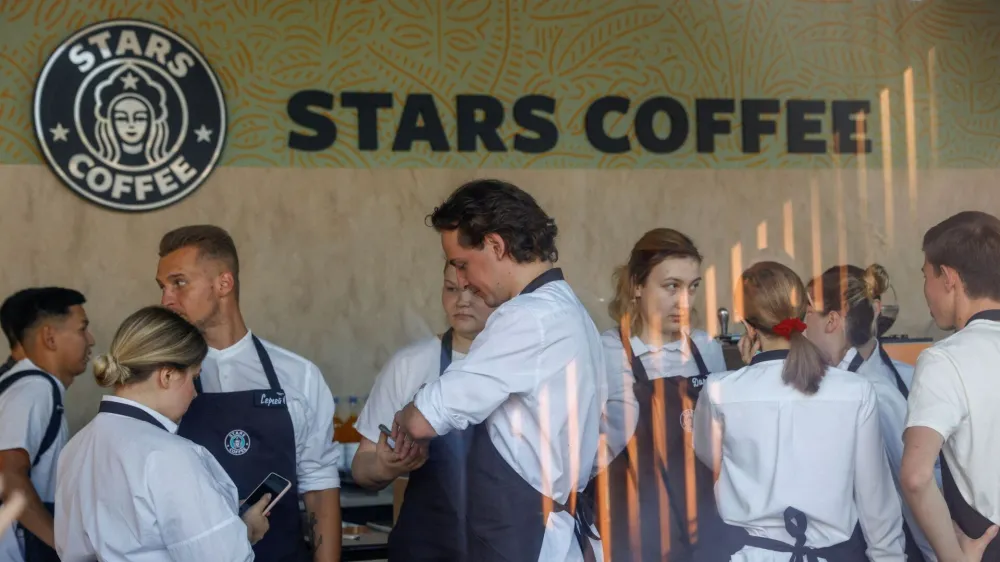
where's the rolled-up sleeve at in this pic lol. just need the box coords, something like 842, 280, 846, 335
294, 362, 341, 493
414, 303, 542, 435
148, 448, 254, 562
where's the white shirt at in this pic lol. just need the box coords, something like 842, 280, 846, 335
198, 330, 341, 493
0, 359, 68, 562
413, 277, 606, 562
54, 396, 253, 562
905, 316, 1000, 524
599, 328, 726, 463
693, 352, 905, 561
355, 336, 466, 444
838, 345, 937, 561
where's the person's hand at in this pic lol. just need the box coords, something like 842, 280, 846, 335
376, 430, 428, 479
241, 494, 271, 545
955, 521, 998, 562
738, 331, 760, 364
0, 475, 26, 539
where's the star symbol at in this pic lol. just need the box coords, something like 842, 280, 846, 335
121, 72, 139, 89
50, 123, 69, 142
194, 124, 213, 143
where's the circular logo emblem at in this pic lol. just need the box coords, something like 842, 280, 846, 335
33, 19, 226, 212
225, 429, 251, 456
680, 409, 694, 433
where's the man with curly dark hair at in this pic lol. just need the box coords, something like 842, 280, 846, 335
392, 179, 605, 562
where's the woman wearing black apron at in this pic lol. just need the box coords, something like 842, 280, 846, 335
593, 228, 728, 561
692, 261, 906, 561
804, 263, 933, 561
54, 306, 271, 561
351, 263, 495, 561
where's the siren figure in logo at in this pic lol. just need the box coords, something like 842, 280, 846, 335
93, 63, 171, 167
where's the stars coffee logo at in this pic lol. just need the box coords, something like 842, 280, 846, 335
33, 20, 227, 212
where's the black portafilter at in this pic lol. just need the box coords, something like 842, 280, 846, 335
716, 307, 739, 344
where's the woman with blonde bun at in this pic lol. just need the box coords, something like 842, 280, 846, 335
693, 261, 905, 561
804, 264, 936, 561
53, 306, 272, 562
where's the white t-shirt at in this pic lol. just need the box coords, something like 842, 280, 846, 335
55, 396, 253, 562
905, 316, 1000, 524
354, 335, 466, 444
694, 350, 905, 561
0, 359, 68, 562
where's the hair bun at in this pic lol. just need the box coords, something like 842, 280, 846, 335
92, 353, 131, 388
862, 263, 890, 301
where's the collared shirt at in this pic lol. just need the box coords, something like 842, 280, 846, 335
906, 315, 1000, 524
355, 335, 466, 444
838, 344, 937, 561
0, 359, 67, 562
598, 328, 726, 464
198, 330, 340, 493
54, 396, 253, 562
413, 277, 605, 562
694, 351, 905, 561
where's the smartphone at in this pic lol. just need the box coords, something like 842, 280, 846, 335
244, 472, 292, 516
378, 424, 397, 449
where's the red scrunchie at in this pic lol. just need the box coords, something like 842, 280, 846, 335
773, 318, 807, 340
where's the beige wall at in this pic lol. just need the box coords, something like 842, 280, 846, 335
0, 164, 990, 432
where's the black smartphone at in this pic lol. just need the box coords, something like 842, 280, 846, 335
243, 472, 292, 516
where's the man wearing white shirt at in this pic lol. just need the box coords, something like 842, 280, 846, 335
0, 288, 93, 562
393, 179, 605, 562
155, 225, 341, 562
902, 211, 1000, 562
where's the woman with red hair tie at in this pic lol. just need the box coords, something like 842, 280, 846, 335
692, 261, 906, 561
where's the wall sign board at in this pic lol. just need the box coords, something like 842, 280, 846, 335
33, 19, 227, 212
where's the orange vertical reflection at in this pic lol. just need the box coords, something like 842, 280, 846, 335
757, 221, 768, 250
650, 376, 671, 559
857, 114, 872, 265
928, 48, 938, 170
810, 177, 823, 282
538, 385, 553, 521
705, 266, 718, 336
566, 360, 580, 516
834, 159, 847, 267
731, 243, 743, 319
904, 67, 918, 216
682, 389, 698, 541
880, 88, 895, 249
783, 201, 795, 259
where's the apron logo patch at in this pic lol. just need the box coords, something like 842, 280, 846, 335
680, 409, 694, 433
224, 429, 251, 456
254, 390, 286, 408
33, 19, 227, 213
690, 375, 707, 388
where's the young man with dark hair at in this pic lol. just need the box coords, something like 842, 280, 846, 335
393, 179, 605, 562
902, 210, 1000, 562
0, 291, 33, 377
0, 287, 93, 562
155, 224, 342, 562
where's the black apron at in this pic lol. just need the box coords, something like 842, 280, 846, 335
591, 330, 723, 562
0, 369, 63, 562
387, 328, 475, 562
845, 346, 925, 562
463, 267, 598, 562
937, 309, 1000, 562
176, 335, 310, 562
701, 350, 868, 562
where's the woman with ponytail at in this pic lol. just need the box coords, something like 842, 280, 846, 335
804, 264, 936, 561
54, 306, 271, 562
692, 261, 906, 561
593, 228, 727, 561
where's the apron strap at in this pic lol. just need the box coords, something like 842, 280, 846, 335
742, 507, 823, 562
98, 400, 169, 431
439, 328, 454, 376
0, 370, 63, 467
687, 336, 710, 376
194, 335, 283, 393
619, 327, 651, 384
846, 352, 864, 373
876, 343, 910, 398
